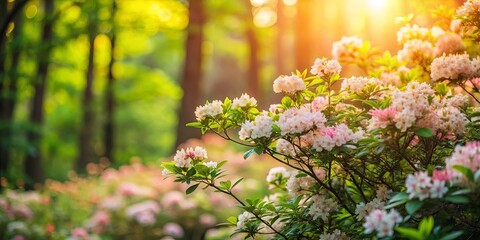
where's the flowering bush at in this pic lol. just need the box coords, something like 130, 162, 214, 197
0, 134, 278, 240
163, 1, 480, 239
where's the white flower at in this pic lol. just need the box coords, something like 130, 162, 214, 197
203, 161, 217, 168
273, 74, 306, 94
363, 209, 402, 238
232, 93, 257, 109
195, 100, 223, 120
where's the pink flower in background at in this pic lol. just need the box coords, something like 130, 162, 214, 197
118, 182, 152, 197
86, 210, 110, 233
434, 33, 465, 56
125, 200, 160, 226
332, 36, 363, 61
471, 77, 480, 89
71, 227, 89, 238
199, 214, 216, 226
398, 40, 434, 64
163, 223, 184, 238
273, 74, 306, 94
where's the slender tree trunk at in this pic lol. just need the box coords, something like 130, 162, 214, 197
0, 0, 9, 177
24, 0, 54, 188
77, 21, 96, 172
244, 0, 260, 104
0, 11, 22, 178
294, 0, 314, 71
174, 0, 205, 148
104, 0, 116, 163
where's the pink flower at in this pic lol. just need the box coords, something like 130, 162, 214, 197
310, 58, 342, 77
432, 169, 452, 182
363, 209, 402, 238
312, 97, 329, 111
71, 227, 89, 238
163, 223, 184, 237
369, 107, 397, 122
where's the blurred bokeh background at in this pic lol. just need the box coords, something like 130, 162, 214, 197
0, 0, 461, 186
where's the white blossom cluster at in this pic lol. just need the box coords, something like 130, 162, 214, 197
238, 112, 274, 140
273, 74, 306, 94
308, 194, 338, 221
445, 141, 480, 185
430, 53, 480, 81
405, 171, 448, 200
173, 146, 208, 168
319, 230, 350, 240
312, 124, 364, 152
310, 58, 342, 77
231, 93, 257, 109
332, 36, 363, 61
277, 106, 327, 135
340, 76, 381, 95
397, 39, 434, 64
194, 100, 223, 120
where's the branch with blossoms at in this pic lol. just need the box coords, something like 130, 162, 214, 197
162, 1, 480, 239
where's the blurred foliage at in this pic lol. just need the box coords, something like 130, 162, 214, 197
0, 134, 280, 239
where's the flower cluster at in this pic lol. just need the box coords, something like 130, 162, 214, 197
195, 100, 223, 120
332, 36, 363, 62
445, 141, 480, 185
273, 74, 306, 94
232, 93, 257, 109
363, 209, 403, 238
430, 53, 480, 81
405, 171, 449, 200
239, 112, 274, 140
308, 193, 338, 221
173, 146, 208, 168
310, 58, 342, 77
340, 76, 381, 95
277, 106, 327, 135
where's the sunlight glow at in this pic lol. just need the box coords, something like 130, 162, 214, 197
250, 0, 269, 7
253, 7, 277, 28
282, 0, 297, 6
366, 0, 387, 11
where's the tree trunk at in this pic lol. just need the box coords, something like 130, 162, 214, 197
77, 21, 96, 172
104, 0, 116, 164
24, 0, 54, 188
0, 10, 22, 178
174, 0, 205, 148
0, 0, 9, 177
244, 0, 261, 104
294, 0, 314, 71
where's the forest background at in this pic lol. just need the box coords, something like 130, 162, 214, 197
0, 0, 461, 187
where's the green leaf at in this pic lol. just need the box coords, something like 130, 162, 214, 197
388, 192, 409, 204
232, 178, 244, 189
450, 189, 471, 196
395, 227, 423, 240
186, 121, 203, 128
444, 195, 469, 204
272, 124, 281, 133
195, 164, 210, 176
227, 216, 238, 225
186, 168, 197, 177
418, 216, 434, 237
243, 149, 255, 159
414, 128, 433, 138
406, 200, 424, 215
254, 146, 264, 155
452, 165, 474, 182
281, 96, 293, 107
186, 183, 200, 195
439, 231, 464, 240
